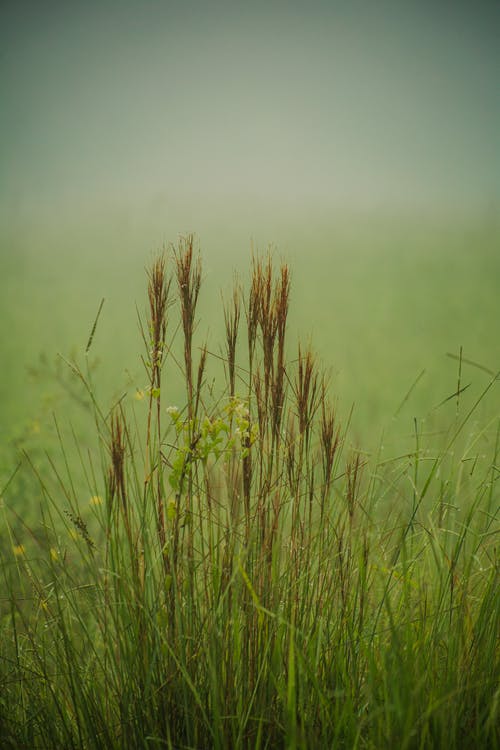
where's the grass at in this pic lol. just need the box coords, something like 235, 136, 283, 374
0, 235, 499, 749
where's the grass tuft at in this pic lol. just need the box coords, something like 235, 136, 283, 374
0, 238, 498, 749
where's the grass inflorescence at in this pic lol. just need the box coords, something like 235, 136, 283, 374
0, 236, 498, 749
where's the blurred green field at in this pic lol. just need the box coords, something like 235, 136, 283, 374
1, 211, 499, 476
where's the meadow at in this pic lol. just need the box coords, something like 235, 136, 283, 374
0, 218, 499, 748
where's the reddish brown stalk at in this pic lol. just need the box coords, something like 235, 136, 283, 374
258, 256, 278, 407
247, 255, 261, 371
109, 411, 127, 513
271, 264, 290, 444
145, 253, 171, 559
174, 236, 202, 579
242, 435, 252, 540
253, 370, 266, 442
295, 345, 319, 448
320, 384, 341, 507
195, 344, 207, 417
109, 411, 135, 556
285, 412, 298, 494
175, 235, 202, 417
289, 346, 319, 544
223, 281, 241, 400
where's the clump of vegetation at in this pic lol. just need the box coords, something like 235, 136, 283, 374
0, 236, 498, 749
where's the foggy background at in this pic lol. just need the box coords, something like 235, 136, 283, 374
1, 0, 499, 447
2, 0, 498, 226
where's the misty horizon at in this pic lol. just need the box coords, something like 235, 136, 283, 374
1, 0, 498, 232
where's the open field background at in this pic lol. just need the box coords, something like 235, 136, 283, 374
2, 212, 499, 453
2, 0, 498, 465
1, 211, 499, 540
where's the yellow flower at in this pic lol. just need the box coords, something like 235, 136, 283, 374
89, 495, 103, 507
13, 545, 25, 557
134, 389, 145, 401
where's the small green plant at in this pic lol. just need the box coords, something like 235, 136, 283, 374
0, 235, 498, 750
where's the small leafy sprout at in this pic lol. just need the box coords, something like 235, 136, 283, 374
166, 497, 177, 521
226, 397, 259, 457
165, 398, 260, 491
